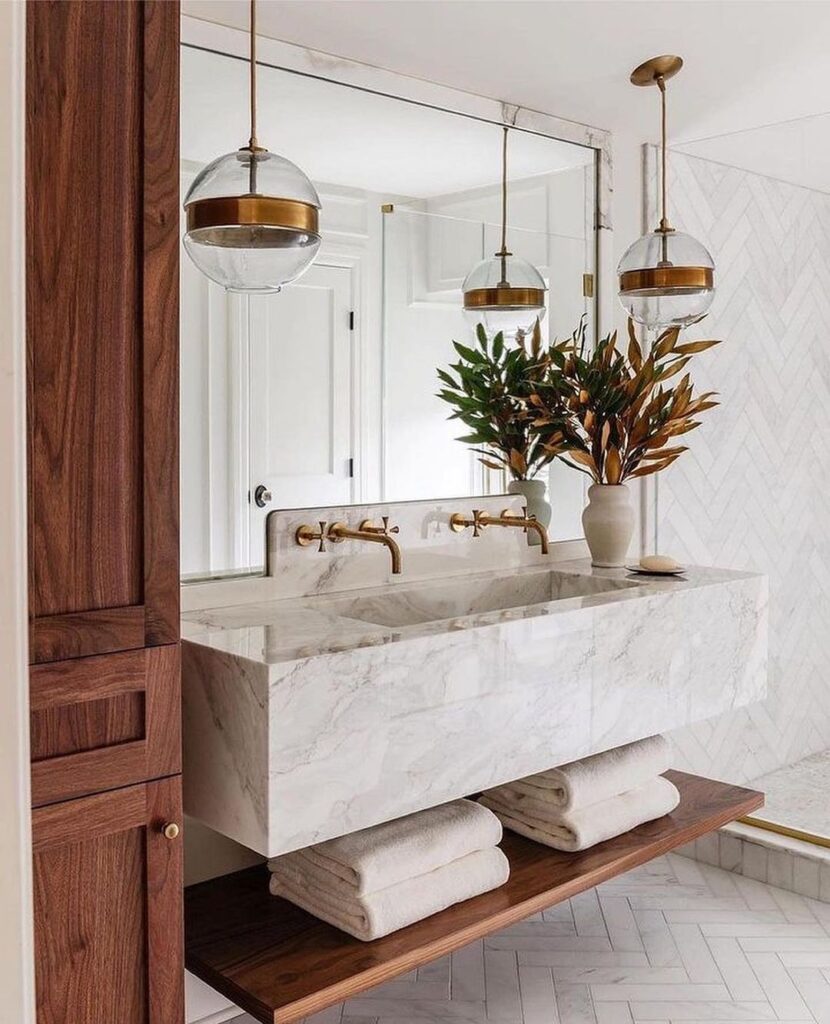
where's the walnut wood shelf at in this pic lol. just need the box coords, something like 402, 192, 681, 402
185, 770, 763, 1024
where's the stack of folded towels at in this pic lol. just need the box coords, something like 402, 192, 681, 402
479, 735, 679, 852
268, 798, 509, 941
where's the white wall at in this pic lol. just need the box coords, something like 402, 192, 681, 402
0, 2, 35, 1020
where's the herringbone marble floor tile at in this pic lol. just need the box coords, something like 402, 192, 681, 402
226, 854, 829, 1024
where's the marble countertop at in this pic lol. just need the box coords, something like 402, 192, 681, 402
182, 559, 760, 666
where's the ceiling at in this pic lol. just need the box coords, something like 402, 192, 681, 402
182, 45, 593, 197
182, 0, 830, 151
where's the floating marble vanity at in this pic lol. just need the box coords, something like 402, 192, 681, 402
182, 496, 768, 859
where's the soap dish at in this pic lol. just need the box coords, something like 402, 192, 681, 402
625, 564, 686, 577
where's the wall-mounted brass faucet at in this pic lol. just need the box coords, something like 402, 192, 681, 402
449, 507, 549, 554
295, 517, 402, 574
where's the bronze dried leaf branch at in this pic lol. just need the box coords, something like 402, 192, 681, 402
527, 318, 721, 484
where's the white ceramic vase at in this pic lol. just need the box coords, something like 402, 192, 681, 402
508, 478, 551, 546
581, 483, 634, 567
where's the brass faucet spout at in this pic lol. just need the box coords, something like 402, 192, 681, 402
522, 517, 549, 554
448, 506, 550, 554
326, 521, 403, 574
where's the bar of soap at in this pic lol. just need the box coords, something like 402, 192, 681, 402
640, 554, 681, 572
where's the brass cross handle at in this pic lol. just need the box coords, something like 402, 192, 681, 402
359, 516, 400, 536
295, 520, 328, 552
449, 509, 487, 537
501, 505, 536, 533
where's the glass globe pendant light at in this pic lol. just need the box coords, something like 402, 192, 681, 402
462, 126, 547, 340
618, 55, 715, 328
183, 0, 321, 293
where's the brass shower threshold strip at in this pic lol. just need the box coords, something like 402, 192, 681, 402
738, 815, 830, 851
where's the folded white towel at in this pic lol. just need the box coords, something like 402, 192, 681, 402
268, 799, 501, 896
506, 735, 671, 812
480, 775, 680, 852
270, 846, 510, 941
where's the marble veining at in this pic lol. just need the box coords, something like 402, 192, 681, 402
183, 499, 768, 858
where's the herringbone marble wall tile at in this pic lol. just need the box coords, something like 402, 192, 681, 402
646, 149, 830, 782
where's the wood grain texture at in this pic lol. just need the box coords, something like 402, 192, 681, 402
145, 643, 183, 780
30, 644, 181, 807
26, 3, 182, 1020
32, 777, 184, 1023
32, 784, 149, 853
30, 648, 147, 712
26, 0, 143, 621
142, 0, 181, 647
184, 771, 763, 1024
26, 0, 180, 662
30, 692, 144, 761
34, 820, 147, 1023
30, 606, 146, 664
147, 776, 186, 1024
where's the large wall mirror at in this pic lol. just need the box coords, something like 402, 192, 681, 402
180, 24, 610, 581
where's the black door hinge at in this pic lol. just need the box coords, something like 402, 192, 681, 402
349, 310, 355, 331
348, 457, 355, 478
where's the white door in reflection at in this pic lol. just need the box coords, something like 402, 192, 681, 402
248, 263, 355, 567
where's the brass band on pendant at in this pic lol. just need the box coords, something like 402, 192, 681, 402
185, 195, 320, 236
619, 265, 713, 295
463, 286, 546, 310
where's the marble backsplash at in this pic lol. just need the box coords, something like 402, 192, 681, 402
266, 495, 548, 598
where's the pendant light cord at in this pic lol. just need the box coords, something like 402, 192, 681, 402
498, 125, 511, 286
249, 0, 258, 150
247, 0, 259, 195
657, 74, 670, 233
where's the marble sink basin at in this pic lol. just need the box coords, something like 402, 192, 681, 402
182, 558, 768, 858
305, 569, 637, 628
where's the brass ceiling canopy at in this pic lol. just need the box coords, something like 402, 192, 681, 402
461, 126, 547, 339
617, 54, 716, 328
182, 0, 321, 293
629, 54, 683, 87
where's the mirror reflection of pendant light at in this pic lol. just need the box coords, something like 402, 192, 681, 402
462, 126, 547, 340
183, 0, 321, 293
618, 55, 715, 328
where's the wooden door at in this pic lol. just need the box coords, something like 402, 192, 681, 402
26, 0, 179, 664
32, 778, 184, 1024
248, 263, 354, 564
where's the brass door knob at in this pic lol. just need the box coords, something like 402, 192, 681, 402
161, 822, 180, 840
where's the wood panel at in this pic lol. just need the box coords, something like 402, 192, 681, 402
26, 0, 180, 663
185, 771, 764, 1024
30, 692, 145, 761
32, 777, 184, 1024
30, 644, 181, 807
